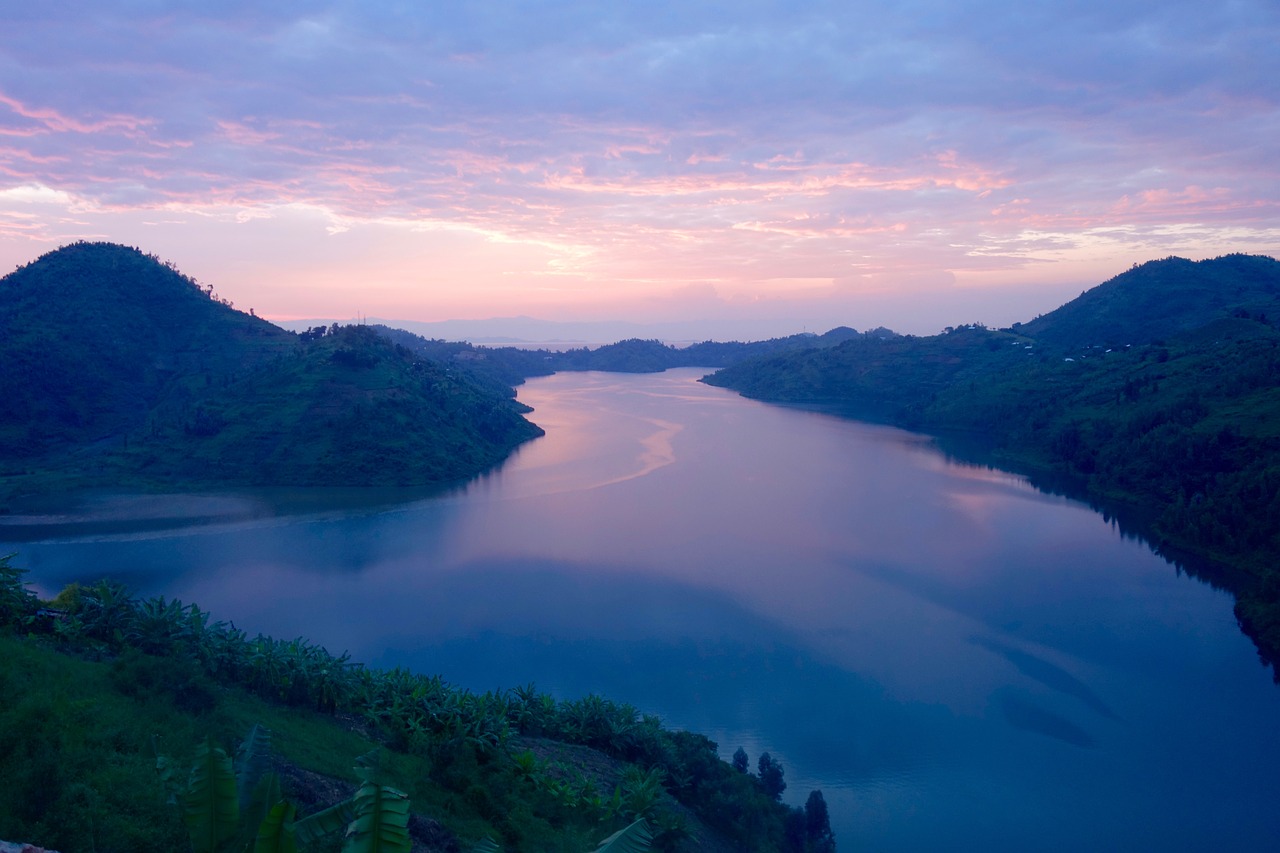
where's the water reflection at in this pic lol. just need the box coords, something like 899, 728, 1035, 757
971, 636, 1119, 720
3, 368, 1279, 851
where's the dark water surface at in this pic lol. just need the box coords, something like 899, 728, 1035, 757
5, 368, 1278, 850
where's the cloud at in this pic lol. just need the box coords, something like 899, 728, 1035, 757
0, 1, 1276, 333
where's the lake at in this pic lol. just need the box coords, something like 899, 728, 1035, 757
5, 367, 1279, 850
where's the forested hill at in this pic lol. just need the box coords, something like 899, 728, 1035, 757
705, 254, 1280, 674
1018, 252, 1280, 345
0, 243, 542, 497
0, 241, 298, 457
1017, 254, 1280, 346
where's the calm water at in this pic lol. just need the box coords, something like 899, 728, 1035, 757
5, 368, 1279, 850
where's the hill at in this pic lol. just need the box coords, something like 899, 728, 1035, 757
0, 243, 542, 498
1017, 254, 1280, 346
705, 255, 1280, 674
0, 241, 298, 459
110, 324, 544, 488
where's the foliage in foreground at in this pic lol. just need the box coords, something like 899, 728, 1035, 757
153, 725, 413, 853
0, 558, 833, 852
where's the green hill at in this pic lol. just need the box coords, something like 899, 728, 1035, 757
111, 324, 545, 488
1017, 254, 1280, 346
705, 255, 1280, 674
0, 241, 298, 459
0, 243, 542, 498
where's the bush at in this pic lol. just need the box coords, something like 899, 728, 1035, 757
110, 648, 220, 715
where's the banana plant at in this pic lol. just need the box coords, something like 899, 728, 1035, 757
276, 749, 414, 853
181, 736, 240, 853
154, 725, 270, 853
156, 727, 412, 853
510, 749, 542, 783
130, 596, 192, 653
78, 578, 137, 646
254, 801, 299, 853
618, 766, 665, 820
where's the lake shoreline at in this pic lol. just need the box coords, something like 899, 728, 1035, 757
0, 483, 469, 541
713, 386, 1280, 679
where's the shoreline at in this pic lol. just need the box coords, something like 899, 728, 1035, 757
0, 484, 460, 542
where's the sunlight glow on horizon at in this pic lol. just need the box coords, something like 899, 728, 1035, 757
1, 2, 1276, 337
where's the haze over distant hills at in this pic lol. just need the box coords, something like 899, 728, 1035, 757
278, 256, 1280, 348
279, 316, 867, 347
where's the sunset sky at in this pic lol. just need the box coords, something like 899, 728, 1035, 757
1, 1, 1277, 337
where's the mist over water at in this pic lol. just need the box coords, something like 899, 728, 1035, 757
6, 368, 1279, 850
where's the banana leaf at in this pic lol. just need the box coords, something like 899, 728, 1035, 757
253, 800, 298, 853
344, 782, 411, 853
294, 798, 357, 847
184, 737, 240, 853
235, 724, 274, 812
593, 819, 653, 853
237, 772, 283, 852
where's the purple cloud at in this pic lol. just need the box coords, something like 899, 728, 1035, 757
0, 1, 1276, 333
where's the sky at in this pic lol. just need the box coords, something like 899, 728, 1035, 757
1, 1, 1277, 338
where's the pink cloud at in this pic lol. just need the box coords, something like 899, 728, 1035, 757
0, 2, 1275, 338
1110, 186, 1272, 221
215, 120, 285, 147
0, 90, 152, 136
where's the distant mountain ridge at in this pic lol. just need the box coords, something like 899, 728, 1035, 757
0, 242, 542, 496
370, 324, 893, 386
281, 315, 851, 346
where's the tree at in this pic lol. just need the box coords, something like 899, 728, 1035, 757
0, 554, 37, 630
805, 790, 836, 852
732, 747, 749, 773
757, 752, 785, 801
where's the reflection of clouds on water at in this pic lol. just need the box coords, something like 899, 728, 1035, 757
971, 635, 1119, 722
992, 688, 1097, 749
586, 416, 682, 490
469, 401, 685, 499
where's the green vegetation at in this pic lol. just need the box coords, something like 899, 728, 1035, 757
113, 324, 543, 488
0, 243, 542, 501
151, 725, 413, 853
705, 254, 1280, 675
1018, 254, 1280, 346
0, 556, 834, 852
0, 241, 298, 460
